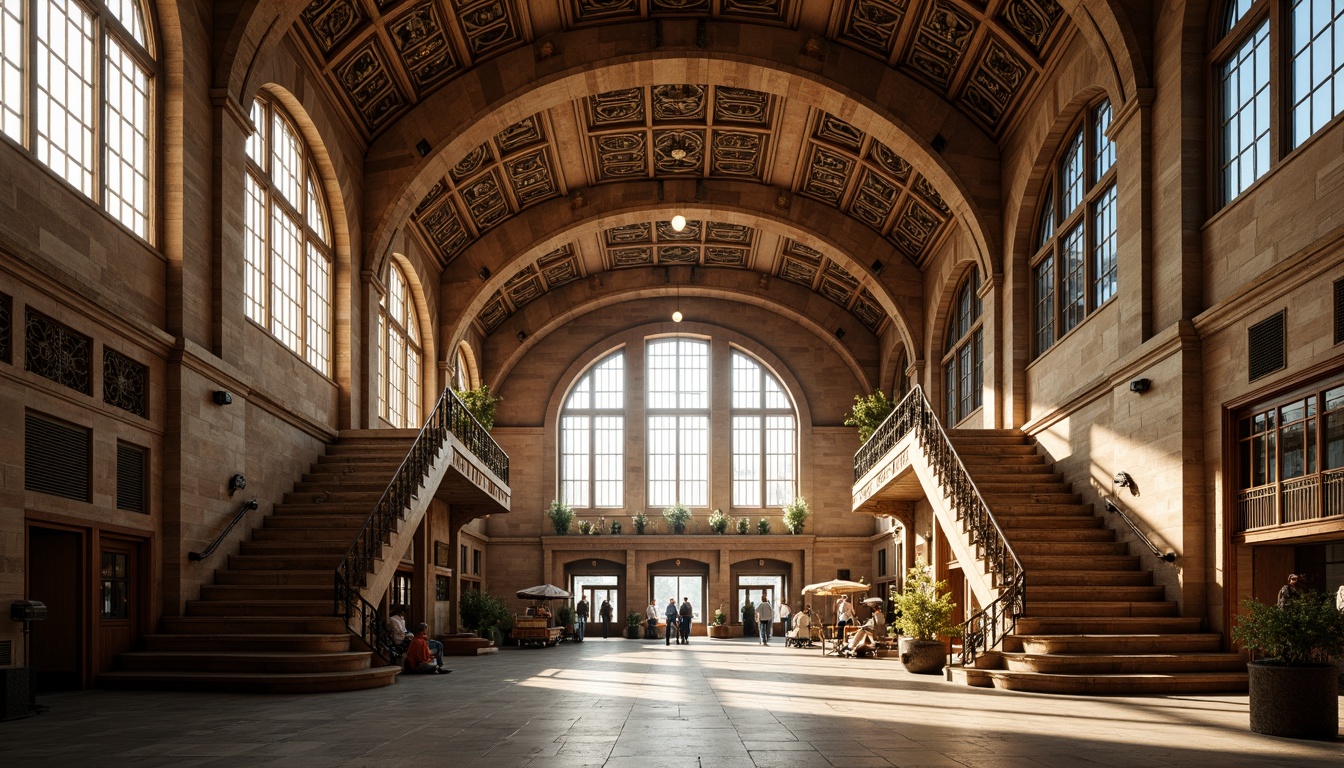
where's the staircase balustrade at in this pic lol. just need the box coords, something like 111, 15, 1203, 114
853, 385, 1026, 666
334, 387, 510, 661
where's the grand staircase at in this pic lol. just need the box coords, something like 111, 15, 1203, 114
946, 430, 1247, 695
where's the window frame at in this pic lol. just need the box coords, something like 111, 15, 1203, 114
379, 261, 423, 428
558, 349, 626, 509
646, 337, 710, 508
1030, 100, 1119, 357
729, 348, 798, 509
942, 269, 983, 426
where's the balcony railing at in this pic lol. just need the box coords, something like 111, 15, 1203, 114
1237, 467, 1344, 532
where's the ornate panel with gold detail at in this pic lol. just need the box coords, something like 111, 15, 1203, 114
472, 243, 591, 334
799, 145, 854, 206
454, 0, 523, 59
388, 1, 459, 94
334, 40, 406, 131
598, 218, 759, 273
592, 132, 649, 181
658, 245, 701, 264
607, 223, 654, 245
656, 220, 702, 241
477, 292, 510, 334
834, 0, 909, 59
588, 88, 646, 128
704, 247, 749, 267
459, 169, 510, 233
653, 129, 706, 175
300, 0, 367, 56
652, 84, 708, 122
538, 245, 584, 288
610, 246, 655, 268
906, 0, 977, 88
775, 240, 888, 331
705, 221, 752, 244
568, 0, 791, 26
504, 266, 546, 309
958, 38, 1029, 131
998, 0, 1064, 55
503, 148, 561, 208
851, 288, 885, 331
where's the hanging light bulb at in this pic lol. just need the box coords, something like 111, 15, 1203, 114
670, 214, 687, 232
672, 310, 683, 323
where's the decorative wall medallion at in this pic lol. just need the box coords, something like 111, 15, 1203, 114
813, 112, 864, 152
24, 309, 91, 395
999, 0, 1063, 53
710, 131, 764, 178
593, 132, 647, 180
849, 168, 900, 230
477, 292, 509, 333
571, 0, 640, 24
455, 0, 522, 60
704, 247, 748, 266
656, 220, 702, 241
606, 223, 653, 245
865, 141, 911, 181
651, 84, 707, 122
913, 176, 949, 214
653, 129, 705, 174
495, 115, 545, 154
851, 289, 885, 330
460, 169, 509, 232
720, 0, 788, 21
837, 0, 909, 56
658, 245, 700, 264
588, 88, 646, 127
301, 0, 366, 56
610, 246, 654, 267
0, 291, 11, 364
503, 147, 560, 208
705, 221, 753, 244
505, 268, 545, 308
103, 348, 149, 418
451, 144, 492, 183
713, 87, 772, 126
799, 146, 855, 205
908, 0, 976, 87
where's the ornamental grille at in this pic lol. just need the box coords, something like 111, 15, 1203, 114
116, 442, 148, 513
1334, 278, 1343, 345
0, 292, 11, 364
1248, 310, 1286, 382
103, 348, 148, 418
25, 309, 91, 395
25, 412, 92, 502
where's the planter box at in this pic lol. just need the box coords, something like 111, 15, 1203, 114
1248, 661, 1340, 739
707, 624, 731, 639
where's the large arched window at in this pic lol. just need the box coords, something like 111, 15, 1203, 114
0, 0, 154, 238
1031, 100, 1117, 356
559, 351, 624, 508
379, 262, 421, 428
944, 269, 983, 426
647, 338, 709, 507
242, 97, 333, 374
731, 351, 796, 507
1214, 0, 1344, 205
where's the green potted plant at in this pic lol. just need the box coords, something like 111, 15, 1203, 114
1232, 590, 1344, 739
662, 502, 692, 534
708, 605, 731, 638
577, 520, 592, 535
708, 508, 730, 534
625, 610, 643, 639
593, 516, 605, 535
609, 519, 622, 535
736, 516, 750, 534
456, 383, 502, 430
782, 496, 810, 534
555, 604, 575, 640
459, 588, 512, 646
890, 560, 961, 674
844, 390, 895, 443
631, 511, 649, 534
757, 517, 771, 535
546, 499, 574, 535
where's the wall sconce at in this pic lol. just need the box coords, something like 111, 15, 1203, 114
1113, 471, 1134, 489
212, 390, 233, 406
1129, 378, 1151, 393
675, 559, 681, 566
228, 473, 247, 495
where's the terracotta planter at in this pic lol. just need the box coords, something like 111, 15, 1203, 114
1248, 661, 1340, 739
707, 624, 731, 639
898, 637, 946, 674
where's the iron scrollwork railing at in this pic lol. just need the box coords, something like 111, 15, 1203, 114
334, 387, 510, 662
853, 385, 1026, 666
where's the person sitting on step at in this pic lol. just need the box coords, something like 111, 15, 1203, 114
404, 622, 449, 675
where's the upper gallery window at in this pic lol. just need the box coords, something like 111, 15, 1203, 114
453, 345, 472, 391
730, 351, 796, 508
1214, 0, 1344, 205
1031, 100, 1117, 356
944, 268, 983, 426
379, 261, 422, 428
242, 97, 333, 375
647, 338, 709, 507
0, 0, 154, 239
560, 350, 625, 508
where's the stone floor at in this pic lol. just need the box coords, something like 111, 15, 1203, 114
1, 637, 1340, 767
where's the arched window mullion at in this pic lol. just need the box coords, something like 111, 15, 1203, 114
943, 270, 983, 426
560, 351, 626, 509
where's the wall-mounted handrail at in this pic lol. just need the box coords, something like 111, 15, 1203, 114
334, 387, 509, 661
1104, 498, 1177, 564
853, 385, 1025, 666
188, 498, 259, 561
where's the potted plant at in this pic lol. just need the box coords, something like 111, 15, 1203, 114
890, 560, 961, 674
609, 519, 622, 535
546, 499, 574, 535
708, 508, 730, 534
631, 511, 649, 534
663, 502, 692, 534
625, 610, 643, 639
783, 496, 810, 534
577, 519, 592, 535
555, 604, 575, 640
757, 517, 771, 535
456, 383, 502, 430
844, 390, 895, 443
592, 516, 605, 535
459, 589, 512, 646
1232, 590, 1344, 739
736, 516, 750, 534
708, 605, 731, 638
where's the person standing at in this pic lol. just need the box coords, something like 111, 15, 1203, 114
665, 598, 679, 646
741, 595, 756, 638
575, 596, 590, 642
836, 594, 854, 641
645, 599, 660, 639
1277, 573, 1304, 607
754, 592, 775, 645
599, 598, 614, 638
778, 600, 792, 637
678, 597, 694, 644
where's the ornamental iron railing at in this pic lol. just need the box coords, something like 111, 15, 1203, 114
853, 385, 1025, 666
334, 387, 509, 661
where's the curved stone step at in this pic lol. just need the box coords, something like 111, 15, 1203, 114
1000, 652, 1247, 674
1026, 585, 1165, 602
213, 569, 332, 586
1012, 542, 1129, 556
162, 616, 346, 634
1028, 570, 1153, 586
1014, 616, 1202, 635
119, 650, 372, 674
199, 584, 334, 601
98, 667, 401, 694
984, 670, 1247, 695
144, 633, 352, 653
1013, 633, 1223, 654
1023, 601, 1178, 617
185, 600, 333, 617
1019, 555, 1139, 571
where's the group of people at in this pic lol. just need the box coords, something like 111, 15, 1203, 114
388, 605, 449, 675
664, 598, 695, 644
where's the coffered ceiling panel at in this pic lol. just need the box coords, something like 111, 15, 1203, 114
475, 243, 587, 333
599, 219, 757, 270
776, 238, 888, 331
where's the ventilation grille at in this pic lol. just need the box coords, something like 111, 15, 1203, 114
25, 412, 92, 502
1248, 311, 1286, 381
0, 639, 10, 666
117, 442, 147, 513
0, 292, 11, 364
1335, 278, 1343, 345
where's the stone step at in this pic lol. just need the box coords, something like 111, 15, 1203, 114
1012, 541, 1129, 556
1010, 633, 1224, 654
1001, 528, 1117, 542
975, 481, 1073, 494
1027, 570, 1153, 586
946, 443, 1039, 456
323, 444, 415, 457
315, 454, 407, 467
981, 491, 1083, 504
995, 515, 1105, 529
1019, 554, 1139, 571
199, 584, 334, 602
283, 490, 387, 505
1023, 601, 1179, 617
959, 463, 1058, 476
228, 553, 347, 570
269, 502, 391, 516
239, 541, 350, 557
1014, 616, 1203, 635
185, 600, 334, 617
948, 435, 1033, 446
118, 650, 373, 674
990, 503, 1094, 516
1026, 585, 1166, 602
336, 428, 419, 442
958, 454, 1046, 467
162, 616, 347, 635
250, 526, 358, 542
293, 481, 390, 493
213, 569, 333, 586
263, 515, 366, 530
982, 670, 1247, 695
302, 470, 398, 484
999, 652, 1247, 674
97, 667, 401, 694
143, 633, 353, 653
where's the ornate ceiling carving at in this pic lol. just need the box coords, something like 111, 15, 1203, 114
600, 219, 757, 270
476, 243, 587, 333
776, 238, 886, 331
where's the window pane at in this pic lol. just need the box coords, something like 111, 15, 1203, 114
1092, 183, 1118, 307
1220, 22, 1271, 203
1, 0, 25, 141
243, 174, 267, 323
648, 415, 677, 507
679, 415, 708, 506
1289, 0, 1344, 148
560, 415, 590, 508
305, 243, 330, 373
245, 99, 266, 166
732, 353, 760, 409
35, 0, 96, 195
593, 415, 623, 507
1060, 130, 1085, 215
593, 354, 624, 409
1224, 0, 1256, 35
678, 339, 709, 409
271, 111, 302, 209
1060, 225, 1085, 333
306, 175, 328, 244
105, 37, 151, 238
1036, 190, 1054, 249
106, 0, 146, 46
270, 207, 303, 355
764, 415, 795, 507
1093, 100, 1115, 179
561, 351, 625, 508
733, 415, 761, 507
1033, 254, 1055, 354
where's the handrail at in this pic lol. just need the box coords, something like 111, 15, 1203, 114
188, 498, 259, 561
1104, 498, 1177, 563
852, 385, 1026, 666
334, 387, 510, 662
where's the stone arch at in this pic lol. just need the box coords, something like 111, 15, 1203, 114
1058, 0, 1154, 102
